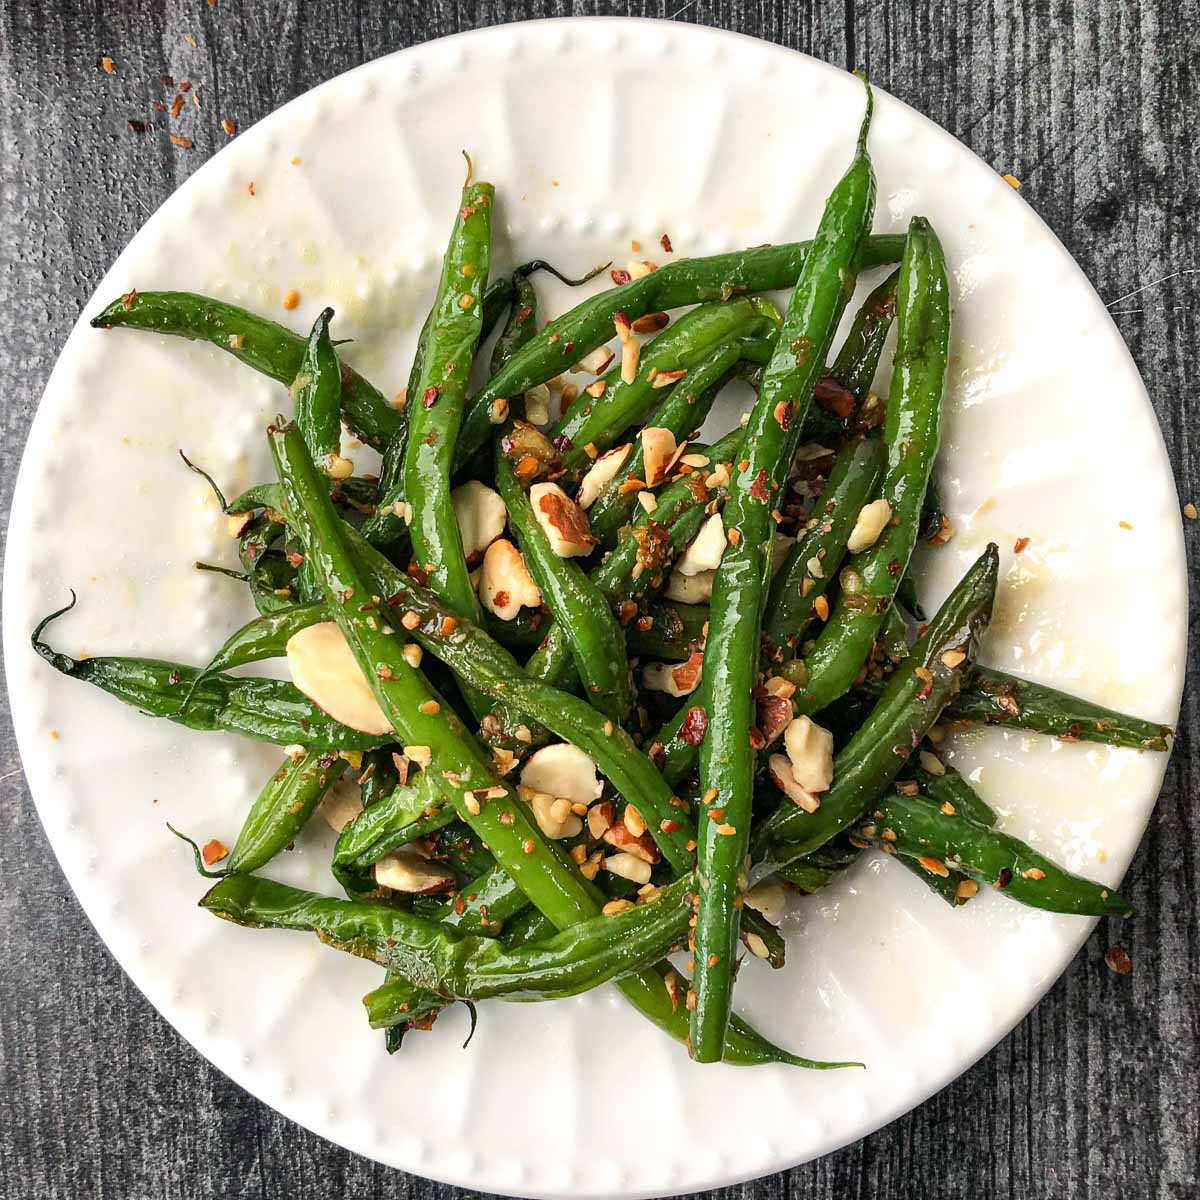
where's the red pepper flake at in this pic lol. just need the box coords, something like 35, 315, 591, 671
440, 616, 457, 636
1013, 536, 1030, 554
522, 839, 535, 855
221, 118, 236, 136
247, 181, 256, 196
994, 867, 1013, 890
201, 839, 228, 866
660, 819, 682, 834
679, 706, 708, 746
813, 374, 855, 419
282, 289, 300, 311
179, 79, 192, 92
747, 468, 770, 502
101, 56, 114, 74
151, 101, 166, 112
516, 305, 533, 326
1104, 945, 1132, 975
162, 74, 174, 87
660, 232, 673, 253
422, 386, 439, 408
169, 134, 193, 149
610, 268, 632, 286
122, 288, 138, 310
170, 93, 185, 119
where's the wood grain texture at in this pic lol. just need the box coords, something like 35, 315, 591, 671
0, 2, 1196, 1197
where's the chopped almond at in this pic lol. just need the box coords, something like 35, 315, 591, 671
478, 538, 542, 620
520, 743, 603, 807
530, 482, 596, 558
451, 479, 507, 564
286, 622, 392, 735
675, 513, 727, 575
640, 426, 688, 487
847, 498, 893, 553
576, 443, 631, 509
783, 716, 834, 793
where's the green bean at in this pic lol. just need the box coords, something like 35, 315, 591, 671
32, 596, 390, 751
494, 444, 633, 725
90, 291, 401, 449
585, 341, 746, 548
856, 792, 1132, 916
918, 475, 946, 542
453, 235, 908, 473
225, 750, 346, 875
401, 178, 493, 626
550, 299, 778, 479
908, 763, 998, 827
691, 89, 878, 1061
274, 423, 823, 1065
754, 543, 998, 862
944, 667, 1174, 751
822, 265, 901, 416
291, 307, 346, 473
202, 873, 695, 1002
627, 602, 709, 661
793, 216, 950, 716
763, 437, 886, 658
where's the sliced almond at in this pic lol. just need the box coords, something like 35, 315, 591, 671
522, 787, 584, 839
620, 336, 641, 385
665, 567, 714, 603
783, 716, 835, 793
374, 850, 455, 895
478, 538, 542, 620
576, 443, 632, 509
520, 742, 604, 807
317, 776, 362, 833
768, 753, 820, 812
286, 622, 392, 736
530, 482, 596, 558
524, 383, 552, 426
573, 345, 615, 375
640, 426, 688, 487
744, 879, 787, 922
451, 479, 508, 564
643, 650, 704, 698
847, 498, 893, 553
676, 513, 727, 575
604, 851, 652, 885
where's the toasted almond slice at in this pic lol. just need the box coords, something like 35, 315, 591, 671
522, 787, 584, 839
676, 513, 727, 575
286, 622, 392, 735
744, 879, 787, 922
374, 850, 455, 895
783, 716, 835, 793
576, 443, 632, 509
317, 776, 363, 834
643, 651, 704, 698
604, 851, 652, 885
520, 743, 604, 807
524, 383, 552, 425
530, 482, 597, 558
640, 426, 688, 487
573, 345, 615, 375
847, 498, 893, 553
768, 753, 820, 812
451, 479, 508, 564
478, 538, 542, 620
665, 567, 714, 603
620, 336, 641, 385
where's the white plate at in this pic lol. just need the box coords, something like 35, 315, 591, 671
3, 17, 1186, 1198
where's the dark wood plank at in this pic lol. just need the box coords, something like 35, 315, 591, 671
0, 2, 1195, 1197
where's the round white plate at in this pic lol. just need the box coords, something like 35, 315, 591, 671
3, 17, 1186, 1198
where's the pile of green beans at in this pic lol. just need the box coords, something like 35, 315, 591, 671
47, 81, 1170, 1068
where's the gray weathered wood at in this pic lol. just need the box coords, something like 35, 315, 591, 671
0, 2, 1195, 1197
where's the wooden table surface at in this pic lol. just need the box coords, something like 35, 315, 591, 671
0, 3, 1195, 1197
